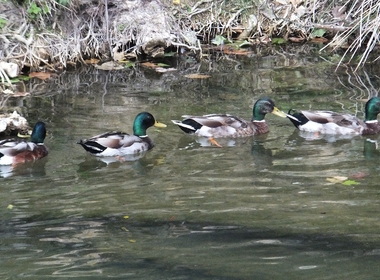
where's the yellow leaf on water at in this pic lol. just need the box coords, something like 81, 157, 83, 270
184, 73, 211, 79
326, 176, 348, 184
7, 204, 13, 210
123, 215, 129, 219
129, 239, 136, 243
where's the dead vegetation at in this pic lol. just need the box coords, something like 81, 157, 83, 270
0, 0, 378, 80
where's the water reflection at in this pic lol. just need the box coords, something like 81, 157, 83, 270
1, 59, 380, 279
76, 152, 164, 177
251, 141, 273, 169
363, 138, 380, 159
0, 158, 47, 178
11, 216, 380, 279
176, 134, 252, 149
286, 129, 362, 143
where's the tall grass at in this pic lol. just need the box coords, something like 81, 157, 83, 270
321, 0, 380, 70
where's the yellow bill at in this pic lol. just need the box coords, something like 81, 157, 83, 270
271, 107, 287, 118
154, 121, 167, 128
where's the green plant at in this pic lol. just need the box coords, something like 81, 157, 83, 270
27, 2, 42, 18
56, 0, 70, 6
27, 1, 50, 19
0, 18, 7, 30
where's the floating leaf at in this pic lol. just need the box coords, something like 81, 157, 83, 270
184, 73, 211, 79
157, 63, 170, 67
326, 176, 348, 184
129, 239, 136, 243
29, 71, 52, 80
342, 180, 360, 186
7, 204, 13, 210
123, 215, 129, 219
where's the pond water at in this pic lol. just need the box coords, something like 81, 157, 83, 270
1, 47, 380, 279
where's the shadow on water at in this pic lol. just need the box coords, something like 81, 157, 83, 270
1, 213, 380, 279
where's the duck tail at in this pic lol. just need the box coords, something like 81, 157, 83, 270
171, 120, 198, 134
286, 109, 305, 129
77, 139, 105, 154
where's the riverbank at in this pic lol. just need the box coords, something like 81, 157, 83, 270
0, 0, 379, 81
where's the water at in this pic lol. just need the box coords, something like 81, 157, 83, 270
1, 50, 380, 279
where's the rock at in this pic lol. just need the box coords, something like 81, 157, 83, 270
0, 61, 19, 78
0, 111, 30, 135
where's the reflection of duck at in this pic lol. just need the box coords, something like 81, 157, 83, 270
171, 98, 287, 147
251, 141, 273, 168
176, 134, 252, 149
95, 152, 148, 164
294, 130, 357, 143
287, 97, 380, 135
77, 152, 163, 176
0, 122, 48, 165
77, 112, 166, 157
0, 158, 47, 178
363, 138, 380, 159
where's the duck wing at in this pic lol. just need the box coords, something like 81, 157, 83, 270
300, 110, 361, 126
0, 140, 38, 157
181, 114, 249, 129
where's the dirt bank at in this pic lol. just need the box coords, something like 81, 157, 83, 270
0, 0, 378, 79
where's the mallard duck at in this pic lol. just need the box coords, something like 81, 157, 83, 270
77, 112, 166, 156
287, 97, 380, 135
171, 97, 287, 147
0, 121, 48, 165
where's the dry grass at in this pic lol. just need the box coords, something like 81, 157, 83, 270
0, 0, 378, 78
321, 0, 380, 71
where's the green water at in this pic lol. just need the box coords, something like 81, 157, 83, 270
1, 52, 380, 279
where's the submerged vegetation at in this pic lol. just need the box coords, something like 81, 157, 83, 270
0, 0, 379, 81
